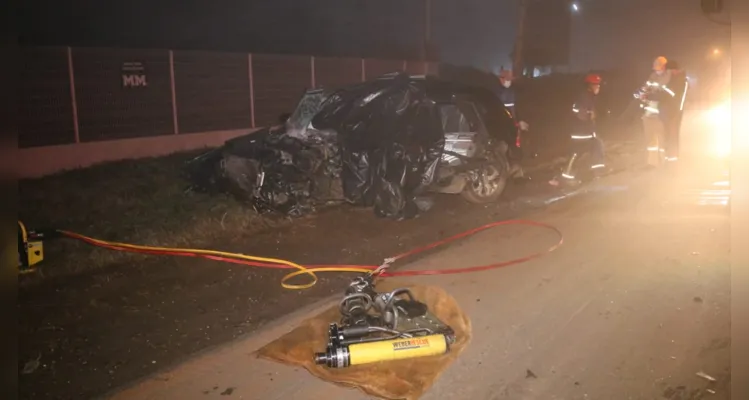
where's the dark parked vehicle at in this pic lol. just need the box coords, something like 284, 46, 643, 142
187, 73, 520, 219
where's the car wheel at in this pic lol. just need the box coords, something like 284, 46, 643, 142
460, 162, 509, 204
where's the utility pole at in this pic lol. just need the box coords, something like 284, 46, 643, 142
423, 0, 432, 61
700, 0, 730, 25
512, 0, 528, 76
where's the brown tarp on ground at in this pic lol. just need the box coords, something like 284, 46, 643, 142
256, 280, 472, 400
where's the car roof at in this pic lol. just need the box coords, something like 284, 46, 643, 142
310, 72, 493, 99
373, 72, 495, 101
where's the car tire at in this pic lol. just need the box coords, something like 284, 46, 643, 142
460, 159, 509, 204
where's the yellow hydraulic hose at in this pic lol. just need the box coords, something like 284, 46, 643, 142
20, 219, 563, 290
59, 230, 374, 290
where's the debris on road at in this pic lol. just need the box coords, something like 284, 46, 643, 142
695, 371, 717, 382
526, 369, 538, 379
21, 354, 41, 375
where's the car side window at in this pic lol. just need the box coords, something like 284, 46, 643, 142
455, 101, 485, 134
440, 104, 472, 133
441, 102, 488, 133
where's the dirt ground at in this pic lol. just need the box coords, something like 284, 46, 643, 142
17, 151, 280, 283
17, 131, 636, 399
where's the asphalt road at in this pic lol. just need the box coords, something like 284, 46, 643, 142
111, 113, 731, 399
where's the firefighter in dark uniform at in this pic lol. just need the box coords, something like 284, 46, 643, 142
496, 70, 519, 120
636, 56, 683, 168
550, 73, 605, 186
662, 60, 689, 162
495, 69, 529, 177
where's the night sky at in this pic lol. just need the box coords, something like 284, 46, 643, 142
567, 0, 730, 73
19, 0, 729, 74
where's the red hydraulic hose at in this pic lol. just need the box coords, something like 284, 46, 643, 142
60, 219, 562, 278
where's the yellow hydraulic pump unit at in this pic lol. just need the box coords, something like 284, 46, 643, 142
17, 221, 58, 273
314, 275, 455, 368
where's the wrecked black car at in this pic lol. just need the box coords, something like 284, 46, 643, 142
187, 72, 519, 220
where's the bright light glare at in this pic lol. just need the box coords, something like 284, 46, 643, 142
713, 48, 721, 56
706, 101, 731, 157
571, 3, 579, 11
732, 100, 749, 158
706, 102, 730, 127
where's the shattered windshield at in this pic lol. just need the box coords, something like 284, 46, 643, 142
287, 90, 329, 131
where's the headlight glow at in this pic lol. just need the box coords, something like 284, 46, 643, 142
705, 101, 731, 157
706, 102, 731, 126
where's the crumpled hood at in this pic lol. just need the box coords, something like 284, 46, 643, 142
311, 73, 427, 147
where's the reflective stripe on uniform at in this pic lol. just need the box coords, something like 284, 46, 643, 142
590, 164, 605, 169
680, 81, 689, 111
647, 146, 660, 151
666, 157, 678, 162
504, 103, 515, 107
644, 106, 659, 114
561, 173, 576, 180
645, 80, 674, 96
571, 131, 596, 140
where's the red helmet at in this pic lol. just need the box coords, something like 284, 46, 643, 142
585, 73, 602, 85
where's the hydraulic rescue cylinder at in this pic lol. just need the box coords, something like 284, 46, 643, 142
314, 334, 450, 368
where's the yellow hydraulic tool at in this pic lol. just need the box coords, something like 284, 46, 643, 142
17, 221, 59, 273
314, 275, 455, 368
315, 331, 451, 368
18, 221, 44, 273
